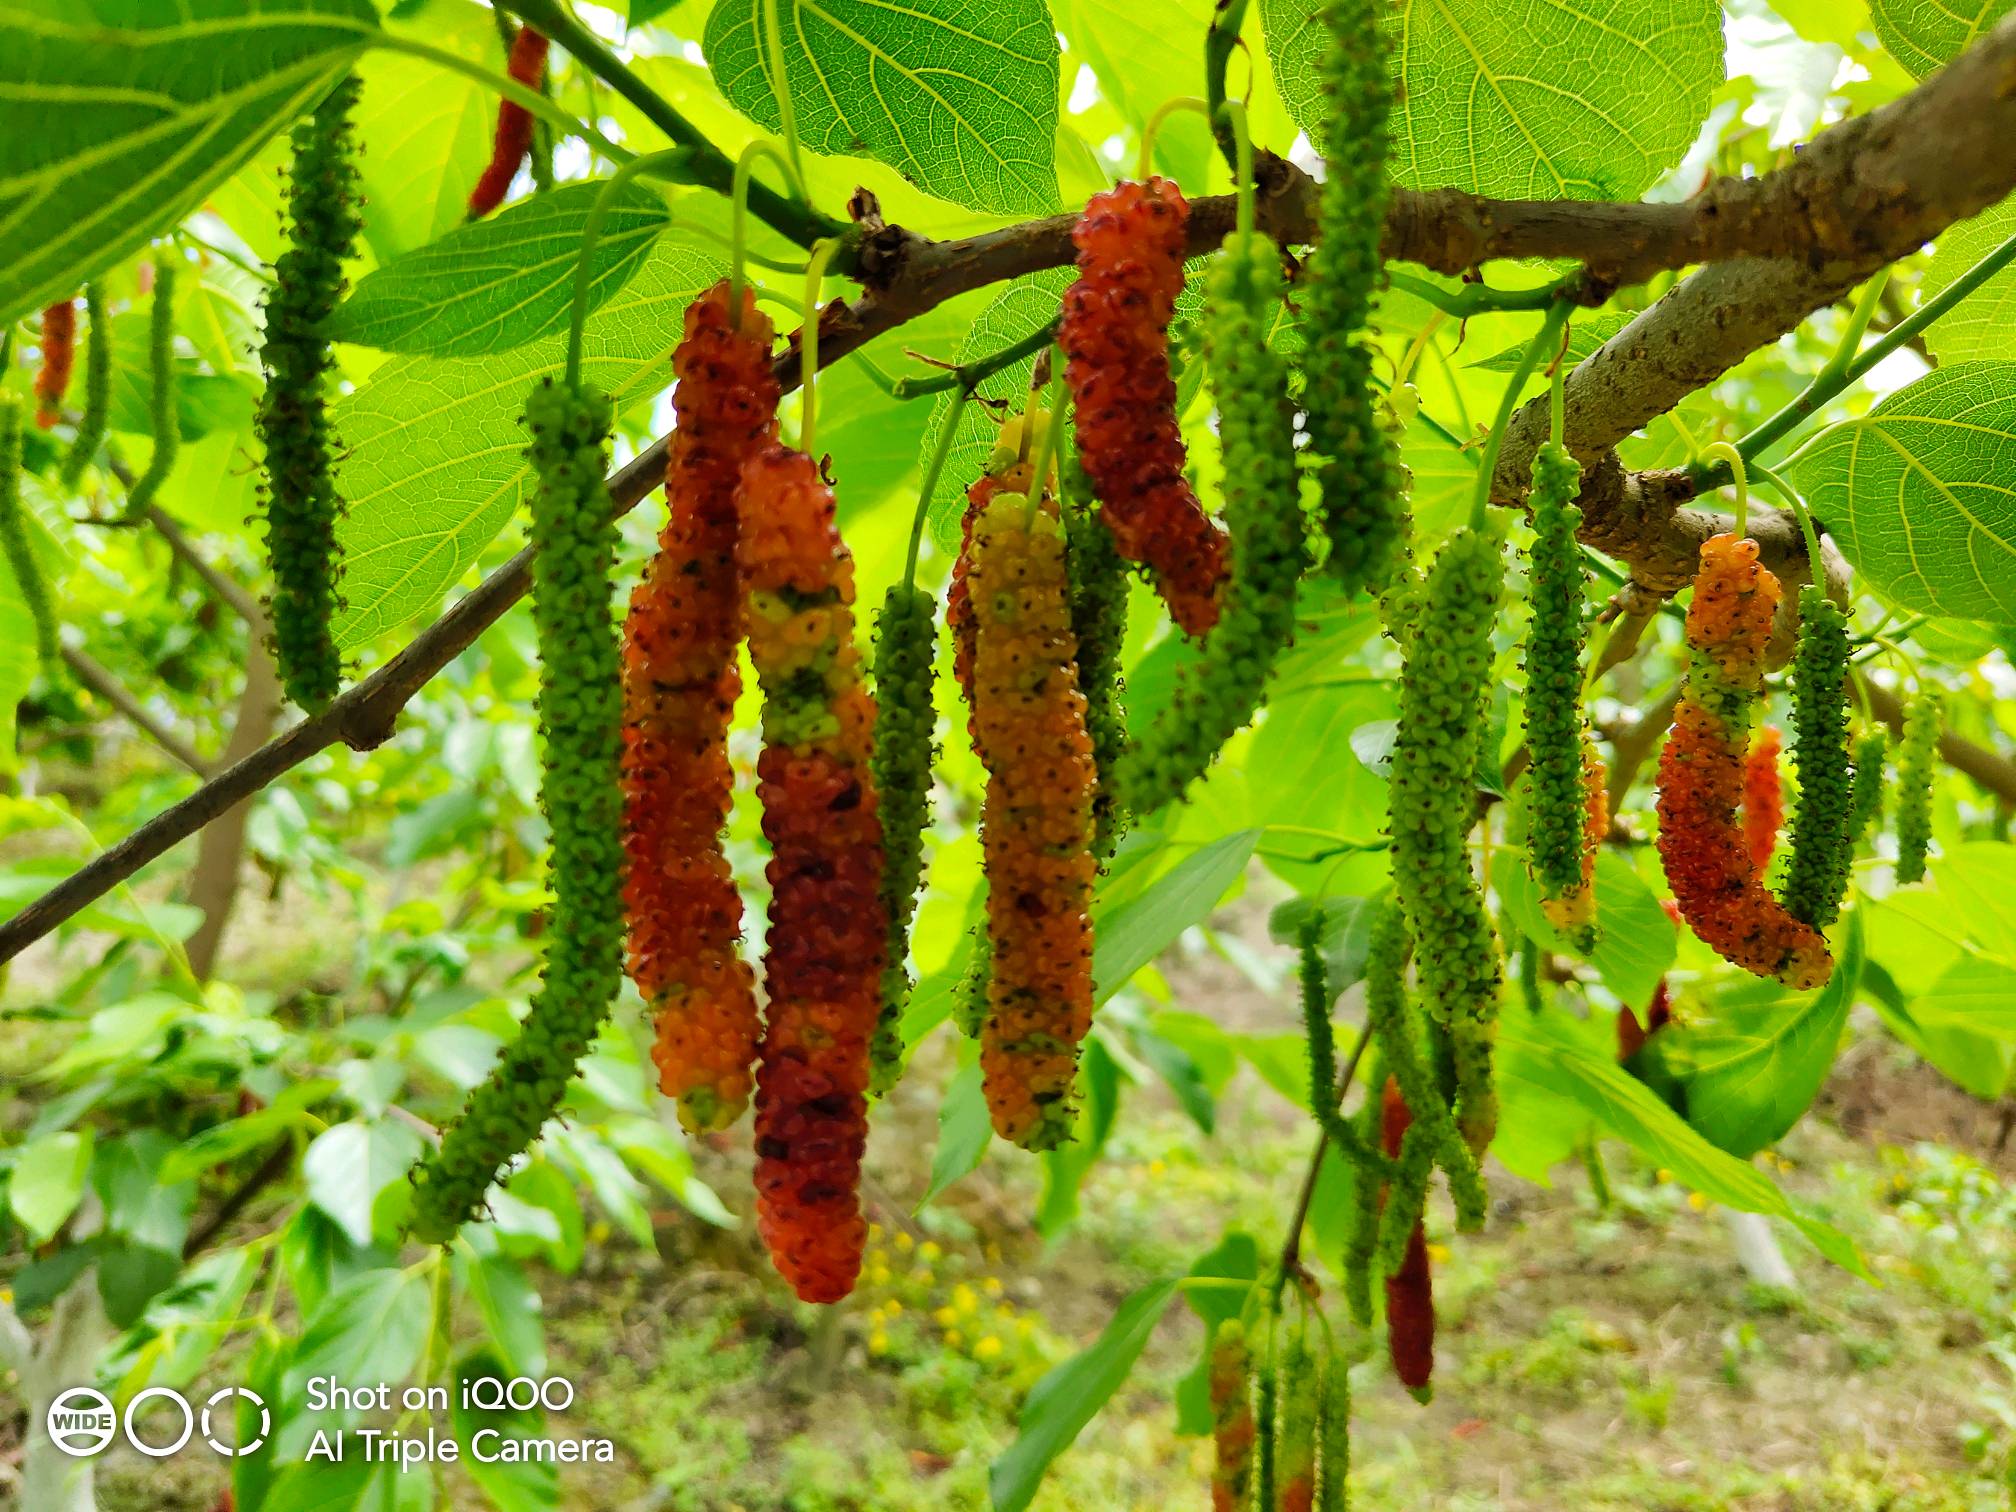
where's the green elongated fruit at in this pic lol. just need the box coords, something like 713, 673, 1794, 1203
1363, 901, 1486, 1230
1389, 527, 1505, 1153
0, 394, 57, 664
59, 283, 111, 489
122, 254, 180, 520
1317, 1340, 1350, 1512
1119, 229, 1307, 815
256, 74, 364, 712
1275, 1330, 1319, 1511
1780, 586, 1854, 926
1305, 0, 1404, 593
1299, 913, 1389, 1176
1521, 440, 1598, 946
1895, 689, 1941, 884
409, 380, 625, 1244
1848, 729, 1888, 847
1063, 459, 1129, 858
1340, 1048, 1385, 1328
867, 582, 938, 1095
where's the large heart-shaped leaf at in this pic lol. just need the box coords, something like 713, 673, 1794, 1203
330, 240, 725, 649
332, 180, 672, 357
1787, 362, 2016, 623
1498, 1012, 1866, 1276
703, 0, 1060, 215
1870, 0, 2015, 78
1260, 0, 1722, 200
1919, 199, 2016, 365
0, 0, 380, 325
1679, 911, 1864, 1159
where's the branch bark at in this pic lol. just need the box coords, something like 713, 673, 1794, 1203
1492, 11, 2016, 590
59, 646, 213, 777
8, 15, 2016, 963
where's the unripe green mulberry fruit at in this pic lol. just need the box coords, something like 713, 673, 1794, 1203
1318, 1342, 1350, 1512
0, 393, 57, 664
1363, 901, 1486, 1230
1305, 0, 1404, 594
868, 581, 939, 1094
59, 284, 111, 489
257, 73, 363, 713
409, 379, 626, 1244
1119, 229, 1307, 816
1275, 1331, 1319, 1512
1895, 689, 1941, 884
1847, 729, 1887, 847
1389, 527, 1504, 1152
1521, 440, 1598, 944
1779, 586, 1853, 927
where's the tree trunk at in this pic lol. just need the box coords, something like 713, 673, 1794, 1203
16, 1273, 108, 1512
184, 634, 283, 981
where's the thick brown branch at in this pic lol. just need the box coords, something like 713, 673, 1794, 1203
1492, 12, 2016, 586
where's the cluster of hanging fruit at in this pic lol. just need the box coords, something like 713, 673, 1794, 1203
0, 2, 1960, 1500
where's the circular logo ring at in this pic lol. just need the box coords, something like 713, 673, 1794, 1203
45, 1387, 117, 1458
201, 1386, 270, 1457
124, 1386, 195, 1458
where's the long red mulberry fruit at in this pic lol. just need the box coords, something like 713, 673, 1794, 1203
1655, 534, 1831, 989
409, 380, 626, 1243
35, 299, 75, 430
626, 281, 777, 1134
739, 443, 886, 1303
970, 487, 1099, 1150
1061, 177, 1229, 636
1743, 725, 1784, 873
468, 25, 550, 218
1380, 1077, 1435, 1398
1209, 1318, 1257, 1512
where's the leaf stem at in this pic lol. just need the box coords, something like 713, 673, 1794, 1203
567, 150, 696, 391
1701, 440, 1749, 541
368, 32, 632, 166
1471, 299, 1571, 531
1718, 227, 2016, 475
903, 389, 969, 589
1204, 0, 1252, 173
1748, 459, 1825, 574
1139, 97, 1211, 183
498, 0, 844, 247
731, 141, 802, 325
799, 238, 842, 459
761, 0, 807, 193
1388, 269, 1584, 319
889, 316, 1062, 400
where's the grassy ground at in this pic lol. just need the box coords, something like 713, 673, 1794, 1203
15, 906, 2016, 1511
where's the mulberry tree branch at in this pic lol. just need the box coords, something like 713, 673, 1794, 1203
7, 15, 2016, 961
